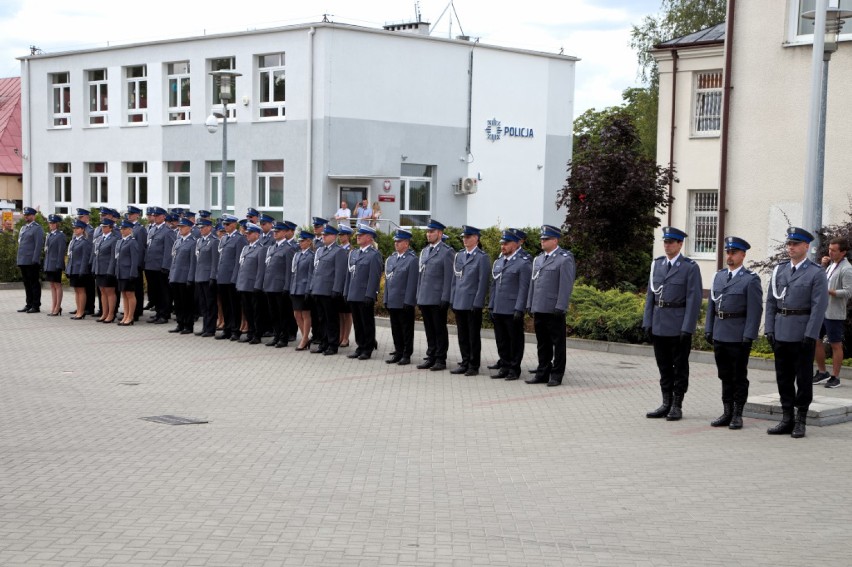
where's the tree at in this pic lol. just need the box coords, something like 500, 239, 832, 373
558, 110, 674, 290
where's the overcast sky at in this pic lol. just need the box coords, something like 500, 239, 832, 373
0, 0, 663, 118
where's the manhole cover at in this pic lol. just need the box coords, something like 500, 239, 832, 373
140, 415, 209, 425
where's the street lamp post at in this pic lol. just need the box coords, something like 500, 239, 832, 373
207, 70, 242, 212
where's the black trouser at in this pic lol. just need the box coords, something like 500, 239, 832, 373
310, 297, 323, 344
454, 308, 483, 370
388, 306, 415, 358
493, 312, 525, 375
713, 341, 751, 404
533, 312, 567, 377
419, 304, 449, 363
196, 280, 217, 334
18, 264, 41, 309
282, 292, 297, 339
267, 291, 286, 341
652, 334, 691, 395
85, 273, 96, 313
135, 268, 146, 316
316, 295, 340, 350
350, 300, 377, 355
218, 283, 240, 336
240, 291, 257, 339
145, 269, 171, 320
254, 290, 269, 337
773, 340, 814, 411
170, 282, 194, 330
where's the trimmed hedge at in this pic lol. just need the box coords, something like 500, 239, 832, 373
566, 284, 645, 343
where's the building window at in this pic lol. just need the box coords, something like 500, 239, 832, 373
796, 0, 852, 36
210, 161, 235, 212
126, 65, 147, 124
167, 61, 191, 122
126, 162, 148, 206
256, 160, 284, 210
88, 162, 108, 205
692, 71, 722, 136
51, 72, 71, 128
168, 161, 191, 207
87, 69, 108, 126
399, 164, 433, 227
258, 53, 285, 119
210, 57, 237, 120
52, 163, 72, 213
689, 190, 719, 257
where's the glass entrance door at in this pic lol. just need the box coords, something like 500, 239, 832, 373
339, 186, 368, 227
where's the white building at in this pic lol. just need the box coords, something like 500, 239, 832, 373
652, 1, 852, 286
19, 21, 576, 229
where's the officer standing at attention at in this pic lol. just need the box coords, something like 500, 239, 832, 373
114, 220, 142, 326
416, 220, 455, 372
167, 218, 197, 335
310, 224, 348, 355
215, 214, 247, 340
383, 229, 419, 365
704, 237, 763, 430
258, 214, 275, 247
126, 206, 147, 322
337, 224, 354, 348
235, 222, 264, 344
449, 226, 491, 376
263, 222, 293, 348
309, 216, 329, 346
16, 206, 44, 313
144, 207, 176, 324
193, 217, 219, 337
344, 224, 383, 360
525, 225, 575, 387
643, 227, 703, 420
765, 227, 828, 438
488, 229, 532, 380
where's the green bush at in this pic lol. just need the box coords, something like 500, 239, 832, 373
566, 284, 645, 343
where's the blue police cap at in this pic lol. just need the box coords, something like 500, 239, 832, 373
298, 230, 314, 240
48, 214, 62, 223
500, 230, 520, 243
338, 224, 354, 235
127, 206, 142, 215
145, 207, 154, 215
76, 208, 91, 217
283, 220, 298, 231
786, 227, 814, 244
540, 225, 563, 239
23, 207, 37, 216
357, 224, 377, 237
169, 207, 184, 216
323, 225, 340, 236
215, 223, 225, 232
662, 226, 688, 241
245, 222, 262, 234
238, 219, 248, 227
166, 214, 181, 222
426, 219, 446, 231
724, 236, 751, 251
272, 222, 288, 231
178, 218, 194, 228
259, 214, 275, 224
393, 229, 413, 241
246, 207, 260, 217
312, 216, 329, 226
73, 220, 89, 229
99, 206, 111, 215
183, 210, 196, 218
195, 218, 213, 227
221, 214, 238, 223
100, 218, 115, 227
198, 210, 212, 218
119, 219, 135, 229
151, 207, 167, 216
461, 225, 481, 236
508, 227, 527, 240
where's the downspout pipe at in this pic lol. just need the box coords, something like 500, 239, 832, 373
667, 49, 678, 226
305, 27, 315, 225
717, 0, 736, 270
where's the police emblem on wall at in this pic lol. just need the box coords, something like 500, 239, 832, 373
485, 118, 502, 142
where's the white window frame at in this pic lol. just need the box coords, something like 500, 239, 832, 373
688, 189, 719, 258
167, 161, 191, 207
256, 160, 285, 212
126, 162, 148, 207
258, 52, 286, 120
787, 0, 852, 44
399, 164, 433, 228
87, 69, 108, 126
88, 162, 109, 205
210, 57, 237, 120
209, 161, 235, 212
691, 71, 723, 138
52, 163, 72, 213
166, 61, 191, 123
51, 72, 71, 128
125, 65, 148, 125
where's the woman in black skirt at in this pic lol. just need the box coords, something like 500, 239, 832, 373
91, 218, 118, 323
114, 220, 141, 326
66, 220, 93, 320
43, 214, 67, 316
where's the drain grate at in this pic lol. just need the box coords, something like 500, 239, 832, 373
140, 415, 209, 425
119, 382, 141, 386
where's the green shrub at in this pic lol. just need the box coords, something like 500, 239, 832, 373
566, 284, 645, 343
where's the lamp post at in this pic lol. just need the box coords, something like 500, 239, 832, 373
206, 70, 242, 211
801, 2, 851, 259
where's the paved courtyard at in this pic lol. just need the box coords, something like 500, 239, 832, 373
1, 288, 851, 566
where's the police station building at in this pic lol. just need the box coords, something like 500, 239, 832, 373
19, 21, 576, 229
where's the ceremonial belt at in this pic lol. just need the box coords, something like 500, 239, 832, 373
779, 308, 811, 316
716, 311, 746, 320
656, 300, 686, 308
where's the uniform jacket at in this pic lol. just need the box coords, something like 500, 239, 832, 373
345, 246, 383, 303
90, 233, 117, 276
824, 257, 852, 320
168, 234, 197, 284
489, 250, 532, 315
216, 231, 247, 285
262, 240, 291, 293
43, 230, 66, 272
765, 259, 828, 342
65, 236, 93, 276
16, 221, 44, 266
144, 222, 176, 271
450, 247, 491, 310
253, 244, 267, 292
131, 222, 147, 256
194, 234, 220, 283
527, 247, 576, 314
290, 248, 314, 295
705, 267, 763, 342
643, 254, 703, 336
112, 236, 141, 279
235, 242, 264, 292
416, 242, 454, 306
259, 231, 274, 247
310, 244, 347, 296
383, 249, 419, 309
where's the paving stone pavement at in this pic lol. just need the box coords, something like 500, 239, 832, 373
1, 288, 851, 567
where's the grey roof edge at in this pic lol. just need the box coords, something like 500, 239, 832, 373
653, 22, 726, 50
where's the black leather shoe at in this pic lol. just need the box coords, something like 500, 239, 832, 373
266, 340, 278, 347
152, 318, 169, 324
17, 306, 30, 312
464, 368, 479, 377
385, 356, 402, 364
450, 366, 468, 375
275, 341, 288, 348
397, 357, 411, 366
646, 393, 673, 418
238, 335, 250, 343
546, 375, 563, 387
201, 332, 215, 338
347, 351, 362, 359
168, 327, 183, 333
358, 353, 371, 360
525, 375, 549, 384
215, 333, 231, 340
230, 334, 241, 341
310, 345, 324, 354
248, 337, 261, 345
180, 329, 193, 335
505, 371, 520, 381
323, 348, 338, 356
491, 369, 510, 379
417, 360, 435, 369
26, 307, 40, 313
487, 362, 502, 370
194, 331, 204, 336
430, 363, 447, 371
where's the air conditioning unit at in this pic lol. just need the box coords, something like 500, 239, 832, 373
461, 177, 478, 194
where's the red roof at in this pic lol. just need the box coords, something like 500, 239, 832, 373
0, 77, 23, 176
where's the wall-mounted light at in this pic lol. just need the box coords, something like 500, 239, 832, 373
401, 155, 408, 161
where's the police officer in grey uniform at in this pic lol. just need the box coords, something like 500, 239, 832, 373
526, 225, 576, 387
309, 216, 329, 345
235, 222, 265, 344
16, 206, 44, 313
280, 220, 300, 342
193, 218, 219, 337
168, 218, 197, 334
704, 237, 763, 429
765, 227, 828, 438
383, 229, 419, 365
643, 227, 703, 420
126, 206, 147, 321
43, 214, 67, 316
416, 219, 455, 371
144, 207, 176, 324
449, 225, 491, 376
489, 229, 532, 380
216, 215, 247, 340
91, 218, 118, 323
259, 214, 275, 247
75, 208, 97, 315
310, 224, 348, 355
488, 227, 532, 372
345, 224, 384, 360
263, 222, 293, 347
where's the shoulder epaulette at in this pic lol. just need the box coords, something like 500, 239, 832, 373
655, 255, 665, 261
560, 251, 569, 257
682, 257, 696, 264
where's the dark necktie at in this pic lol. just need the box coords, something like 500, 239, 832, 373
727, 271, 732, 282
791, 266, 797, 275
